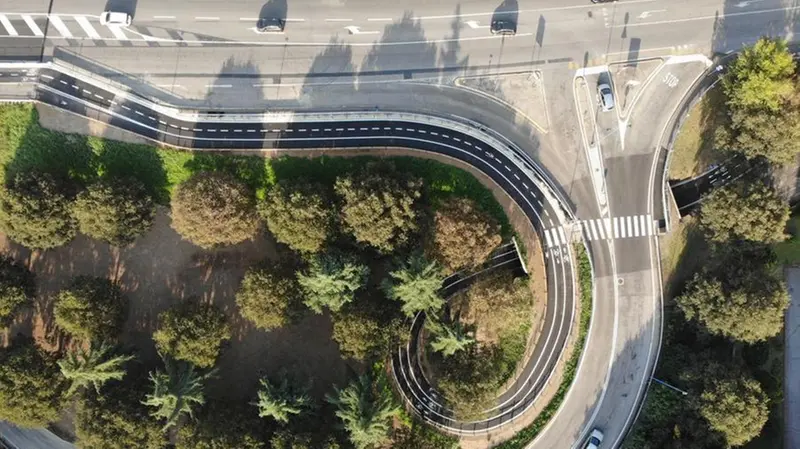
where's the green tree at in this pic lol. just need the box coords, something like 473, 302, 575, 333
170, 171, 259, 249
0, 171, 76, 249
724, 106, 800, 165
723, 37, 795, 112
142, 356, 212, 431
334, 165, 422, 253
54, 276, 127, 342
327, 373, 400, 449
297, 253, 369, 314
259, 180, 334, 253
699, 182, 789, 243
76, 380, 167, 449
176, 401, 268, 449
677, 273, 789, 343
428, 197, 502, 271
59, 341, 135, 396
699, 375, 769, 447
153, 301, 231, 368
426, 319, 475, 357
252, 374, 310, 424
331, 309, 403, 362
382, 253, 445, 317
0, 337, 66, 427
72, 177, 155, 246
236, 266, 301, 330
0, 255, 34, 328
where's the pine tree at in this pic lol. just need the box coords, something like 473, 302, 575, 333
382, 253, 445, 317
58, 341, 134, 396
142, 355, 212, 431
327, 374, 399, 449
426, 319, 475, 357
252, 375, 310, 424
297, 253, 369, 314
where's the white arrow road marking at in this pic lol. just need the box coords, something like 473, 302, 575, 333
345, 26, 379, 35
465, 20, 489, 29
735, 0, 766, 7
637, 9, 666, 19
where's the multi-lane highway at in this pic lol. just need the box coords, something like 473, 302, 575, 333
0, 0, 796, 448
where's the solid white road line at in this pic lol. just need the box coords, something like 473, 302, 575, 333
107, 25, 128, 40
49, 15, 73, 38
75, 16, 101, 39
22, 15, 43, 36
0, 14, 18, 36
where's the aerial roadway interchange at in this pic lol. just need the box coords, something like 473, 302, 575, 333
0, 0, 797, 448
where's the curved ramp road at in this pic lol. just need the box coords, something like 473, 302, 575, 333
21, 64, 578, 436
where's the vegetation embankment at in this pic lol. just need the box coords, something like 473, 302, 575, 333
0, 102, 541, 449
625, 37, 798, 449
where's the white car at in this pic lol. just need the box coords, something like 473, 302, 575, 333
585, 428, 604, 449
99, 11, 132, 26
597, 83, 615, 112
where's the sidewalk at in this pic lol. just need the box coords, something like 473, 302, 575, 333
785, 268, 800, 449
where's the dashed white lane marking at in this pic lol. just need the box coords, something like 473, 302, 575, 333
360, 127, 368, 131
247, 128, 255, 132
371, 127, 380, 130
107, 25, 129, 40
442, 134, 450, 139
154, 15, 176, 20
159, 120, 167, 125
195, 16, 220, 21
169, 124, 179, 129
347, 127, 355, 131
134, 110, 144, 116
71, 84, 78, 89
325, 18, 353, 22
59, 80, 67, 85
233, 129, 242, 133
75, 16, 101, 39
181, 126, 189, 131
49, 16, 73, 38
22, 15, 43, 36
284, 18, 306, 22
193, 128, 202, 132
220, 128, 229, 132
238, 17, 258, 21
207, 129, 216, 132
312, 128, 319, 132
148, 116, 156, 120
325, 128, 332, 132
120, 105, 130, 111
206, 84, 231, 88
40, 74, 54, 80
430, 131, 438, 136
0, 14, 18, 36
298, 128, 307, 132
82, 89, 91, 94
367, 18, 393, 21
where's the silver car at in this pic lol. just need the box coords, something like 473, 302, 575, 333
585, 428, 604, 449
597, 83, 615, 112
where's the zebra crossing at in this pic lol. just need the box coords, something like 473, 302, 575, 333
543, 214, 657, 248
0, 13, 221, 46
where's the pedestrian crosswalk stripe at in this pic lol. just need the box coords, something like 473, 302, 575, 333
49, 15, 72, 38
75, 16, 101, 39
21, 15, 42, 36
106, 24, 129, 40
0, 14, 18, 36
543, 214, 658, 248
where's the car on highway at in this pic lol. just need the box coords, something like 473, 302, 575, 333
99, 11, 132, 26
584, 428, 604, 449
256, 17, 286, 33
490, 19, 516, 36
597, 83, 615, 111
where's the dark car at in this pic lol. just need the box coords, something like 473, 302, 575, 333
591, 0, 618, 3
490, 19, 516, 35
256, 17, 285, 33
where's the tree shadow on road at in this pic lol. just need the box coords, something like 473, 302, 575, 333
301, 37, 358, 108
359, 12, 438, 81
438, 5, 470, 82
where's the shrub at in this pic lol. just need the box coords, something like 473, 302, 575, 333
259, 180, 334, 253
0, 255, 34, 327
236, 266, 301, 330
428, 197, 502, 271
170, 171, 259, 249
153, 301, 231, 368
72, 177, 155, 246
0, 171, 77, 249
54, 276, 127, 342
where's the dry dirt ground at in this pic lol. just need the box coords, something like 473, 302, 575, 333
11, 105, 555, 447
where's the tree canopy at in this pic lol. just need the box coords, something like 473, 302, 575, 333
153, 301, 231, 368
723, 37, 795, 113
72, 177, 155, 246
0, 337, 66, 427
259, 180, 334, 253
0, 255, 34, 328
170, 171, 259, 249
331, 308, 404, 362
334, 165, 422, 253
54, 276, 127, 342
75, 379, 167, 449
327, 373, 400, 449
0, 171, 77, 249
699, 182, 789, 243
297, 253, 369, 314
236, 266, 301, 330
428, 197, 502, 272
59, 342, 134, 396
252, 374, 310, 424
382, 253, 445, 317
699, 375, 769, 447
142, 356, 211, 431
722, 106, 800, 165
677, 273, 789, 343
426, 319, 475, 357
176, 401, 268, 449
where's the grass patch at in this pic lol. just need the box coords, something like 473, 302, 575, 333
0, 104, 508, 230
774, 216, 800, 265
492, 243, 592, 449
669, 85, 728, 180
659, 217, 708, 299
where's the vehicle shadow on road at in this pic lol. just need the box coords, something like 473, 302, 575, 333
103, 0, 138, 18
259, 0, 288, 21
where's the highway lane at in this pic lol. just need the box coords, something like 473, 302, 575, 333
28, 65, 579, 437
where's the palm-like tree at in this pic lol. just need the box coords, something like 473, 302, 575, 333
327, 373, 400, 449
58, 341, 134, 396
426, 319, 475, 357
252, 375, 310, 424
142, 355, 212, 431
